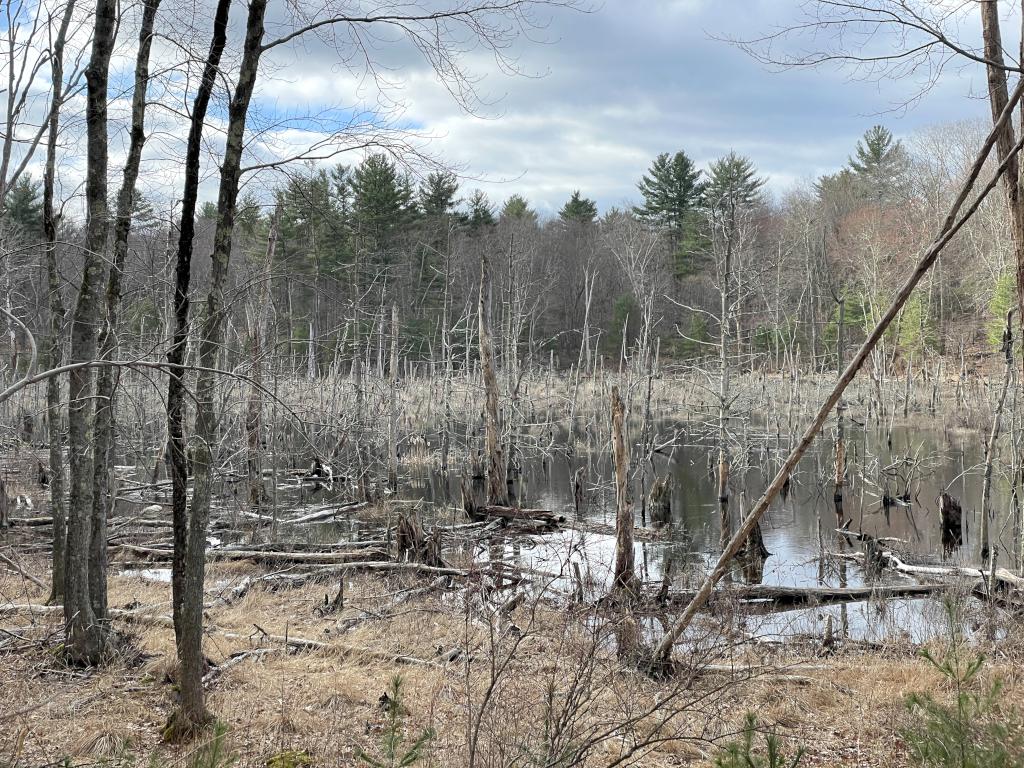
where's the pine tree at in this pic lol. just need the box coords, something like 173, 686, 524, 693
848, 125, 909, 201
635, 151, 704, 237
559, 190, 597, 223
278, 166, 340, 271
350, 153, 416, 255
4, 174, 43, 238
704, 152, 765, 213
501, 193, 537, 222
464, 189, 496, 231
419, 171, 458, 218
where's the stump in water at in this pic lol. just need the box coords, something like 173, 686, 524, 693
396, 512, 443, 567
939, 491, 963, 556
649, 475, 672, 528
740, 522, 770, 584
573, 466, 586, 517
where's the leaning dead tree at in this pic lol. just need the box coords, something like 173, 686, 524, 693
647, 77, 1024, 670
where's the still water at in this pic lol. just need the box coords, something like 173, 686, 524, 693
263, 414, 1017, 645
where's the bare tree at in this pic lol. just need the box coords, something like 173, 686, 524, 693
64, 0, 117, 666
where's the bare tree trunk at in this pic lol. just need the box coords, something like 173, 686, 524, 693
980, 2, 1024, 355
611, 385, 636, 595
388, 302, 399, 492
479, 251, 508, 506
834, 295, 846, 524
43, 0, 77, 605
718, 232, 732, 549
172, 0, 269, 733
166, 0, 231, 658
90, 0, 160, 627
163, 0, 233, 735
64, 0, 117, 666
440, 243, 453, 480
981, 310, 1014, 563
647, 85, 1024, 670
246, 212, 279, 512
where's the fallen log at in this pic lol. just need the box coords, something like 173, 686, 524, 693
466, 504, 564, 528
284, 501, 369, 525
119, 544, 389, 565
652, 582, 949, 613
837, 546, 1024, 590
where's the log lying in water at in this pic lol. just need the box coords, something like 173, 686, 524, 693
835, 531, 1024, 592
463, 502, 564, 529
461, 474, 563, 529
652, 582, 949, 613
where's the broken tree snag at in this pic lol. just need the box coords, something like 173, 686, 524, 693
396, 511, 443, 567
611, 385, 638, 596
245, 209, 278, 513
478, 250, 509, 506
649, 475, 672, 528
939, 491, 963, 556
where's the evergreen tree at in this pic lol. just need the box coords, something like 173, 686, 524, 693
501, 193, 537, 223
128, 189, 160, 232
848, 125, 910, 201
4, 174, 43, 237
276, 168, 344, 277
350, 153, 416, 255
559, 190, 597, 224
704, 152, 765, 213
418, 171, 459, 218
464, 189, 496, 231
634, 151, 704, 240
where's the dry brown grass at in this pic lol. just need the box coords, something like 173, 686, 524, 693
2, 549, 1023, 768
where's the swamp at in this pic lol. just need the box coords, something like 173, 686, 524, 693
4, 0, 1024, 766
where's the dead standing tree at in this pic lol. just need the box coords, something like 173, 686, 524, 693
479, 249, 509, 506
611, 385, 637, 595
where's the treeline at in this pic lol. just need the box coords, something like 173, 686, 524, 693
1, 123, 1012, 375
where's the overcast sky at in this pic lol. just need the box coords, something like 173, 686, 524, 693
36, 0, 1005, 216
256, 0, 991, 216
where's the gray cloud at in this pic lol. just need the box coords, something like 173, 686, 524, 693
257, 0, 992, 213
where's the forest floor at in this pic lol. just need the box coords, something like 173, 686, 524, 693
3, 543, 1023, 768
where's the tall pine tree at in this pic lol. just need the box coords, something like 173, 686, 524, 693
635, 151, 704, 265
848, 125, 909, 202
559, 190, 597, 223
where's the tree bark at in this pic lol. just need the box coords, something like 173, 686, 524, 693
90, 0, 161, 627
478, 251, 508, 505
171, 0, 269, 734
42, 0, 77, 605
611, 385, 637, 595
166, 0, 232, 656
980, 1, 1024, 356
64, 0, 117, 666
